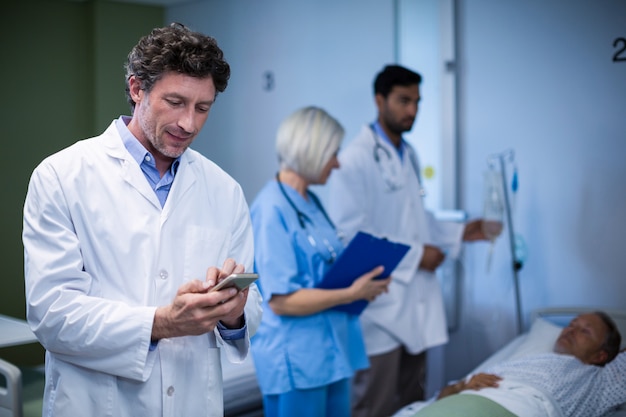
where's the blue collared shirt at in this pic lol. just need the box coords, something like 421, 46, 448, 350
372, 120, 406, 161
116, 116, 179, 208
115, 116, 246, 346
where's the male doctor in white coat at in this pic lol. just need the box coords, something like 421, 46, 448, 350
22, 23, 262, 417
327, 65, 495, 417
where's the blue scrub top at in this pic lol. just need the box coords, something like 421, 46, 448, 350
250, 180, 369, 395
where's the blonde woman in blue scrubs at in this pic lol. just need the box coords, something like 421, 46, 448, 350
250, 106, 391, 417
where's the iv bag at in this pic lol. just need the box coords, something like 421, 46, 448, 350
482, 170, 504, 240
483, 169, 504, 273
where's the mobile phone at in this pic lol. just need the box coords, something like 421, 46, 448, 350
210, 273, 259, 292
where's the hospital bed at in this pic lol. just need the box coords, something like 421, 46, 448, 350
392, 307, 626, 417
0, 352, 263, 417
221, 351, 264, 416
0, 312, 263, 417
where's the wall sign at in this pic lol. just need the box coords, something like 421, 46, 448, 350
613, 37, 626, 62
263, 71, 275, 91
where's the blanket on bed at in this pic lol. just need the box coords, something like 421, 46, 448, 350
411, 394, 516, 417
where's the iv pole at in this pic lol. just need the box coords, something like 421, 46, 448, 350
488, 149, 523, 335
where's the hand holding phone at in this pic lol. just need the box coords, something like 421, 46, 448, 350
210, 273, 259, 292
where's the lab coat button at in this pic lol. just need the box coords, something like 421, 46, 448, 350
167, 386, 175, 396
159, 270, 168, 280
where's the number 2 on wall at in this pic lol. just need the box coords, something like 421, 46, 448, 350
613, 37, 626, 62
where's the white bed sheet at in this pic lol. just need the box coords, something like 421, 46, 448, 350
392, 307, 626, 417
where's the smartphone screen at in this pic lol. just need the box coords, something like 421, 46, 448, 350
210, 273, 259, 292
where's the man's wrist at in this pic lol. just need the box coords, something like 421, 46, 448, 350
217, 315, 247, 341
152, 306, 170, 341
219, 314, 246, 330
454, 380, 466, 393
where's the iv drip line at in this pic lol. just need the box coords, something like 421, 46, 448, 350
486, 148, 524, 335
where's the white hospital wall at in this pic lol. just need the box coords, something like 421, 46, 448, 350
165, 0, 394, 205
166, 0, 626, 392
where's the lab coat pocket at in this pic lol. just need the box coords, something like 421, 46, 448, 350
370, 279, 406, 309
369, 288, 396, 308
184, 226, 231, 279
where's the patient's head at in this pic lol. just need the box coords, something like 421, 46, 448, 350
554, 311, 621, 366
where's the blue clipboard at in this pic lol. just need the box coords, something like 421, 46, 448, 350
318, 231, 410, 315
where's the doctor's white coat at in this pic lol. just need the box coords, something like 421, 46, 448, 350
327, 125, 464, 356
22, 121, 262, 417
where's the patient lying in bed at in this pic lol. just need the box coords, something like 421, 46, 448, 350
398, 311, 625, 417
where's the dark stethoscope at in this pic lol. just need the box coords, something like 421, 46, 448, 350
370, 123, 426, 197
276, 173, 338, 264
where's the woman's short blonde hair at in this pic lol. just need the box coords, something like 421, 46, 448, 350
276, 106, 344, 181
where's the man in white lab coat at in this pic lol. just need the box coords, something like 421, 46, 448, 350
22, 23, 262, 417
327, 65, 494, 417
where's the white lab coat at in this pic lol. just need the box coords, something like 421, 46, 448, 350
327, 125, 464, 356
22, 121, 262, 417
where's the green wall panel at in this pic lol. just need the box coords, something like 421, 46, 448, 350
0, 0, 163, 366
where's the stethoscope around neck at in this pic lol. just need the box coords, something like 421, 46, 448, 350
276, 173, 338, 263
370, 123, 426, 197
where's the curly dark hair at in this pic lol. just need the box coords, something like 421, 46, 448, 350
124, 22, 230, 111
